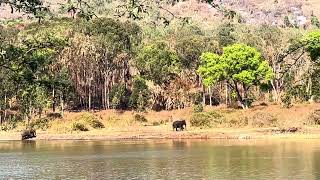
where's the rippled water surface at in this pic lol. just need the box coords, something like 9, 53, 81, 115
1, 140, 320, 179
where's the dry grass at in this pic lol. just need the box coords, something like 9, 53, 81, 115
2, 102, 320, 141
43, 102, 320, 133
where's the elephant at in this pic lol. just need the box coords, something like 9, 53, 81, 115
172, 120, 187, 131
21, 129, 36, 140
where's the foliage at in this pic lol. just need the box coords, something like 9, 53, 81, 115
129, 76, 150, 111
217, 22, 236, 47
311, 15, 320, 28
193, 104, 204, 113
136, 41, 180, 86
190, 111, 223, 127
77, 113, 105, 129
29, 118, 50, 130
133, 114, 148, 123
72, 122, 89, 131
198, 44, 273, 108
302, 31, 320, 61
110, 84, 129, 109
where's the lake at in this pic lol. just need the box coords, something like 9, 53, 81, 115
0, 140, 320, 179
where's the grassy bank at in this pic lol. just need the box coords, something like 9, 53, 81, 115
1, 103, 320, 140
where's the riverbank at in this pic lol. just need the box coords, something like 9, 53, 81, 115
2, 126, 320, 141
1, 103, 320, 141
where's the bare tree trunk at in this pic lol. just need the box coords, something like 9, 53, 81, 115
202, 85, 206, 106
104, 74, 107, 110
60, 94, 64, 117
88, 78, 92, 111
225, 83, 228, 106
4, 92, 7, 122
209, 86, 212, 106
52, 87, 56, 112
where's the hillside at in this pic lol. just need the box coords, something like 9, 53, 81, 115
1, 0, 320, 27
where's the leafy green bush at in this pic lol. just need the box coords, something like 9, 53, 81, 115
190, 111, 223, 128
133, 114, 148, 123
30, 118, 50, 130
193, 104, 203, 113
77, 113, 104, 129
72, 122, 89, 131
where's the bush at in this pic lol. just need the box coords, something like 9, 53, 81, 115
190, 111, 223, 128
72, 122, 89, 131
46, 112, 62, 120
193, 104, 203, 113
152, 122, 160, 126
0, 116, 20, 131
250, 112, 278, 127
281, 93, 293, 108
30, 118, 50, 130
227, 117, 248, 127
77, 113, 104, 129
133, 114, 148, 123
307, 109, 320, 125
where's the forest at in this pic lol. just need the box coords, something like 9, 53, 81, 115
0, 0, 320, 129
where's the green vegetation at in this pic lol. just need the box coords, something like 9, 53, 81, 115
78, 113, 105, 129
72, 122, 89, 132
0, 0, 320, 131
133, 114, 148, 123
29, 118, 50, 130
190, 111, 223, 128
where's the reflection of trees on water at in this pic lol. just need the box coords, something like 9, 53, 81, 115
1, 140, 320, 179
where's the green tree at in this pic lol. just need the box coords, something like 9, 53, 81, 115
198, 43, 273, 108
217, 22, 236, 47
129, 76, 150, 111
136, 41, 180, 86
311, 15, 320, 28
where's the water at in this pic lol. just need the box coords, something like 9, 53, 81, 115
1, 140, 320, 179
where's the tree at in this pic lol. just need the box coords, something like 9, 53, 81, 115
136, 41, 180, 86
217, 22, 236, 48
311, 14, 320, 28
198, 44, 273, 108
129, 76, 150, 111
302, 31, 320, 61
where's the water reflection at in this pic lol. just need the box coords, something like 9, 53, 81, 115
0, 140, 319, 179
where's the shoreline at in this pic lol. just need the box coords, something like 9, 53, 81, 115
2, 128, 320, 141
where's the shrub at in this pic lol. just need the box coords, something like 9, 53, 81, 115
250, 112, 278, 127
307, 109, 320, 125
152, 122, 160, 126
47, 112, 62, 120
0, 116, 20, 131
281, 93, 292, 108
77, 113, 104, 129
193, 104, 203, 113
227, 117, 248, 127
190, 111, 223, 128
133, 114, 148, 123
72, 122, 89, 131
29, 118, 50, 130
